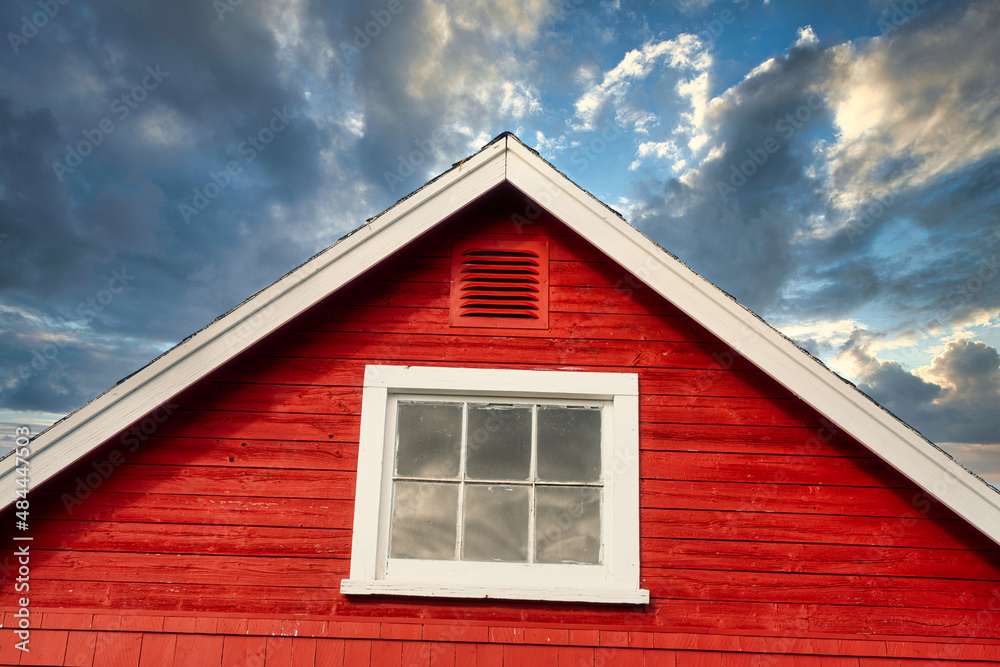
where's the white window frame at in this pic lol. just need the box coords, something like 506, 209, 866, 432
341, 365, 648, 604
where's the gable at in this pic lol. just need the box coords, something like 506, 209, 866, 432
2, 132, 999, 556
4, 184, 999, 638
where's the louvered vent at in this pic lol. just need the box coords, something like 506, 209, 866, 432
449, 240, 549, 329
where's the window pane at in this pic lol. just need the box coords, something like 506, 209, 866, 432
537, 406, 601, 482
535, 486, 601, 564
462, 484, 529, 562
389, 481, 458, 560
465, 405, 531, 480
395, 402, 462, 478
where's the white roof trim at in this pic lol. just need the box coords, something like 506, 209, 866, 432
4, 134, 999, 549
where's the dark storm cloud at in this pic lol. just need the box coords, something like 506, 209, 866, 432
629, 39, 836, 313
0, 0, 349, 413
328, 0, 551, 194
842, 334, 1000, 445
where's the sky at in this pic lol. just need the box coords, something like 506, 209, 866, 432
0, 0, 998, 486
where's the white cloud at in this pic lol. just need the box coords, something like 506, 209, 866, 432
572, 34, 710, 132
821, 2, 1000, 212
499, 81, 542, 119
629, 140, 682, 171
794, 25, 818, 48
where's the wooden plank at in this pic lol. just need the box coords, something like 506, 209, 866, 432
6, 550, 348, 589
128, 436, 358, 470
640, 537, 1000, 580
17, 580, 338, 615
65, 630, 98, 667
26, 490, 352, 529
264, 637, 293, 667
174, 635, 224, 667
247, 330, 756, 372
640, 479, 957, 520
290, 637, 316, 667
639, 422, 873, 457
644, 566, 1000, 610
371, 639, 404, 666
44, 462, 356, 499
173, 382, 360, 416
18, 629, 68, 666
291, 305, 713, 344
25, 520, 351, 557
642, 508, 1000, 551
641, 451, 909, 487
148, 410, 358, 443
401, 641, 431, 667
93, 631, 142, 667
138, 633, 176, 667
643, 397, 831, 428
221, 636, 268, 667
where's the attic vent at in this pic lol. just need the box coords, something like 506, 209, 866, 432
450, 240, 549, 329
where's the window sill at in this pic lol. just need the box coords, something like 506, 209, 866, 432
340, 579, 650, 605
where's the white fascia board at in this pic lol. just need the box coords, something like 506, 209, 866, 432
0, 140, 507, 507
505, 138, 1000, 547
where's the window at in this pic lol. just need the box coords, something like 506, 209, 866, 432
341, 365, 648, 604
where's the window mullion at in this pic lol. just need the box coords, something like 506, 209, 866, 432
455, 401, 468, 561
527, 404, 537, 564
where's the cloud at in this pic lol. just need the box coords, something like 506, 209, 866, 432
337, 0, 549, 191
837, 333, 1000, 446
629, 140, 683, 171
572, 34, 711, 133
821, 1, 1000, 215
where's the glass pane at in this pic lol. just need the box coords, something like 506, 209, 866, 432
462, 484, 530, 562
535, 486, 601, 564
537, 406, 601, 482
466, 405, 531, 480
389, 481, 458, 559
395, 402, 462, 478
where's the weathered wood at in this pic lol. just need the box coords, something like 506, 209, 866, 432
641, 508, 997, 551
639, 422, 873, 457
23, 520, 352, 557
292, 305, 713, 343
639, 479, 956, 520
43, 463, 356, 499
641, 451, 906, 487
246, 330, 756, 372
24, 490, 352, 529
127, 436, 358, 470
7, 191, 999, 644
640, 536, 1000, 580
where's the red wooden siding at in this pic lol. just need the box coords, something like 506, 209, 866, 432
2, 184, 1000, 662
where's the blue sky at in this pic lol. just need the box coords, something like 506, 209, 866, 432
0, 0, 998, 485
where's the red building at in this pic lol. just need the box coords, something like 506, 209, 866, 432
2, 133, 999, 666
